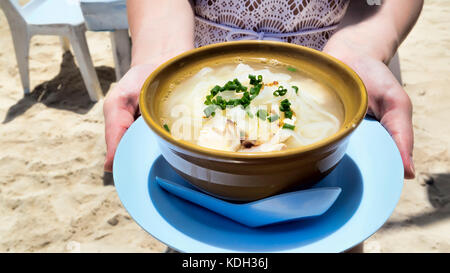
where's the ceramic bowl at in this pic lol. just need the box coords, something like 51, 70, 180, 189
139, 41, 367, 201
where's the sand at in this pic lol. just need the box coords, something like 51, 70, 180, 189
0, 1, 448, 252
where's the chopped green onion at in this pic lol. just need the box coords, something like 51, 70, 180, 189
256, 109, 268, 121
280, 99, 291, 111
163, 124, 170, 133
273, 86, 288, 97
282, 123, 295, 130
226, 99, 241, 107
292, 85, 299, 94
284, 110, 293, 119
213, 96, 229, 110
267, 114, 279, 122
211, 85, 221, 95
204, 105, 217, 118
279, 99, 293, 119
249, 74, 263, 85
203, 74, 263, 111
287, 66, 297, 72
240, 92, 252, 108
250, 85, 261, 95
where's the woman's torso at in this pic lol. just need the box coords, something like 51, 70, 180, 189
194, 0, 350, 50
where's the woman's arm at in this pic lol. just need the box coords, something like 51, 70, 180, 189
103, 0, 195, 172
329, 0, 423, 63
323, 0, 424, 179
128, 0, 195, 66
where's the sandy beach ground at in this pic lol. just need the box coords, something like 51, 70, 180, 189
0, 1, 449, 252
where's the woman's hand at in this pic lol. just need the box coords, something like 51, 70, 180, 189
323, 31, 415, 179
322, 0, 423, 179
103, 64, 157, 172
103, 0, 194, 172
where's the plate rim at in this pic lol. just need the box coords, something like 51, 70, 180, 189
113, 116, 404, 253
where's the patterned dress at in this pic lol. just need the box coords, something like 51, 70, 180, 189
194, 0, 350, 50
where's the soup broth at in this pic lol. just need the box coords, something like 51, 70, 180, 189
158, 62, 344, 152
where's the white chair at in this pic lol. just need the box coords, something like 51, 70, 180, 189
0, 0, 102, 102
80, 0, 130, 80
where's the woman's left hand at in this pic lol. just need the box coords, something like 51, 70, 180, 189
323, 33, 415, 179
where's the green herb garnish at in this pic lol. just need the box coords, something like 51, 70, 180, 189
279, 99, 290, 111
226, 98, 241, 107
284, 110, 293, 119
292, 85, 299, 94
211, 85, 221, 95
203, 105, 218, 118
204, 74, 263, 114
221, 78, 247, 92
280, 99, 293, 119
282, 123, 295, 130
267, 114, 279, 122
249, 74, 263, 85
287, 66, 297, 72
163, 124, 170, 132
273, 86, 288, 97
240, 91, 252, 108
256, 109, 268, 121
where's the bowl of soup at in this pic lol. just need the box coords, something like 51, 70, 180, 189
139, 41, 367, 201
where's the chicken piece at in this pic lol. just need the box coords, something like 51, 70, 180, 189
269, 128, 292, 144
239, 116, 294, 152
197, 117, 241, 152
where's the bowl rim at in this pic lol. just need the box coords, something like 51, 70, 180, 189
139, 40, 368, 159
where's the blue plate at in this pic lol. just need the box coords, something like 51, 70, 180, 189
113, 117, 403, 253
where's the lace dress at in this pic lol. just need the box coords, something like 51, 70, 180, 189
194, 0, 350, 50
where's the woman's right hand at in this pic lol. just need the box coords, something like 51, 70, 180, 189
103, 64, 157, 172
103, 0, 194, 172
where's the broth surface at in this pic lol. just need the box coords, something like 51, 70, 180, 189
158, 62, 344, 152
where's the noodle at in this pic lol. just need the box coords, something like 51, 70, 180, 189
159, 63, 344, 152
